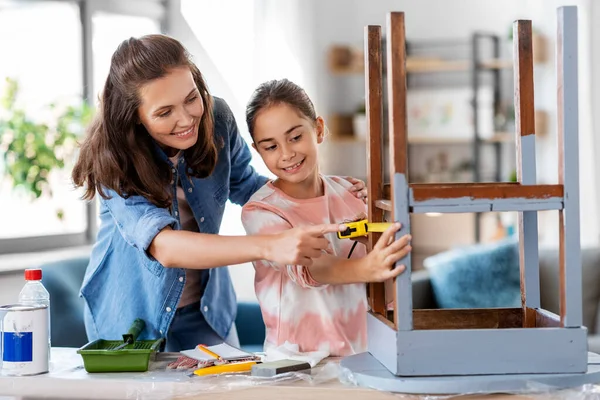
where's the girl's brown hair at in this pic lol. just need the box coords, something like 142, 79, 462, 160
72, 34, 218, 208
246, 79, 316, 139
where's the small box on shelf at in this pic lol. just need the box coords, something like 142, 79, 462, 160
328, 45, 363, 74
328, 113, 355, 141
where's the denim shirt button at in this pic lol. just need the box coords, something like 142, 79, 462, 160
179, 276, 184, 282
203, 306, 209, 312
175, 211, 178, 217
188, 188, 192, 193
171, 168, 176, 173
166, 307, 172, 312
200, 217, 205, 223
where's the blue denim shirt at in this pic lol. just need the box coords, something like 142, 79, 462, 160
80, 97, 267, 342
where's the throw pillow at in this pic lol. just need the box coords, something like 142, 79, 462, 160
423, 237, 521, 308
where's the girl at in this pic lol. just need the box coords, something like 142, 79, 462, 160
242, 79, 411, 356
71, 35, 367, 351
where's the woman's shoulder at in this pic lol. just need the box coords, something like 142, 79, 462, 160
211, 96, 234, 123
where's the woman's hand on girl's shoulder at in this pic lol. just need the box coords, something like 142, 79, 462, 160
339, 176, 368, 203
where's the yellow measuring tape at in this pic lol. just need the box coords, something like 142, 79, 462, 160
337, 219, 392, 239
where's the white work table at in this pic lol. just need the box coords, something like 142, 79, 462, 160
0, 348, 594, 400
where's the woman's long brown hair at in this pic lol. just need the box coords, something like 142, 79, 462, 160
72, 34, 218, 208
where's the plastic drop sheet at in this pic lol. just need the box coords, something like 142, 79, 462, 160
0, 349, 342, 400
2, 349, 600, 400
338, 363, 600, 400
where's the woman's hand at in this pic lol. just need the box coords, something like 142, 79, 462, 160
357, 222, 411, 282
265, 224, 345, 267
343, 176, 368, 203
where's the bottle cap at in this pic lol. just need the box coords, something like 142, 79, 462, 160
24, 269, 42, 281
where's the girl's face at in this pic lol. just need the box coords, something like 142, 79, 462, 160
137, 67, 204, 156
252, 103, 324, 185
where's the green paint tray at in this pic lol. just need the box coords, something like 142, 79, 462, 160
77, 319, 164, 372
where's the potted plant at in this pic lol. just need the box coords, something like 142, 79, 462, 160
0, 77, 93, 219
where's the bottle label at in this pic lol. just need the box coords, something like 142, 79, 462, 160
3, 332, 33, 362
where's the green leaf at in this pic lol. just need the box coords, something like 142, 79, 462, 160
0, 77, 95, 199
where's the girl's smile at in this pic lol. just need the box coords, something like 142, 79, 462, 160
281, 158, 305, 174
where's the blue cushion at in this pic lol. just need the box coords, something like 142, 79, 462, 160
235, 302, 265, 352
423, 237, 521, 309
40, 256, 90, 347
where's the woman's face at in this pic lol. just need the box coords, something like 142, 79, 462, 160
137, 66, 204, 156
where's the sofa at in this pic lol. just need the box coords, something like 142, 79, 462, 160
411, 246, 600, 353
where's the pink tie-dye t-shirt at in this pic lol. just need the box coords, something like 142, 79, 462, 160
241, 175, 368, 356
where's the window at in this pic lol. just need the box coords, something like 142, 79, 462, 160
0, 0, 164, 254
0, 1, 86, 251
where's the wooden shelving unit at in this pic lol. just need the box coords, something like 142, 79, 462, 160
327, 34, 521, 241
330, 56, 513, 75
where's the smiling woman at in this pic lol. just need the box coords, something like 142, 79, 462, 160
138, 68, 204, 156
69, 34, 367, 352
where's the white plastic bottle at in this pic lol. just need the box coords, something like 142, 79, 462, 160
18, 269, 51, 361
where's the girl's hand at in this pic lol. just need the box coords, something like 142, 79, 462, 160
266, 224, 345, 267
343, 176, 368, 203
358, 222, 411, 282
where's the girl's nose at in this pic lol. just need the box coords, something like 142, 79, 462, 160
281, 144, 296, 161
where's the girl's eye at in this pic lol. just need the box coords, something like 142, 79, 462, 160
264, 145, 277, 151
291, 134, 302, 142
186, 95, 198, 104
158, 110, 171, 118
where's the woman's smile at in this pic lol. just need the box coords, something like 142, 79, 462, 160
171, 123, 197, 139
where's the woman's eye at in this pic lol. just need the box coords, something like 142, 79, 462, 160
186, 95, 198, 104
158, 110, 171, 118
291, 134, 302, 142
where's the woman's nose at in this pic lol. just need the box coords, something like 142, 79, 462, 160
175, 107, 194, 127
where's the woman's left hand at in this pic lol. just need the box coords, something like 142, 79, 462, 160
344, 176, 368, 203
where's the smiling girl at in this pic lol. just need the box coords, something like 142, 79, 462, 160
241, 79, 411, 356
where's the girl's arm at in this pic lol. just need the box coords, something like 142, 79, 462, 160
149, 224, 343, 269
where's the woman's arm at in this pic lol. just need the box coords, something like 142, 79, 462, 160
148, 224, 344, 269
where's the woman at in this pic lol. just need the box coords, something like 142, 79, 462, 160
72, 34, 366, 352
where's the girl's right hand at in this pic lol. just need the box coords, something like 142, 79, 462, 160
266, 224, 345, 267
359, 222, 412, 282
